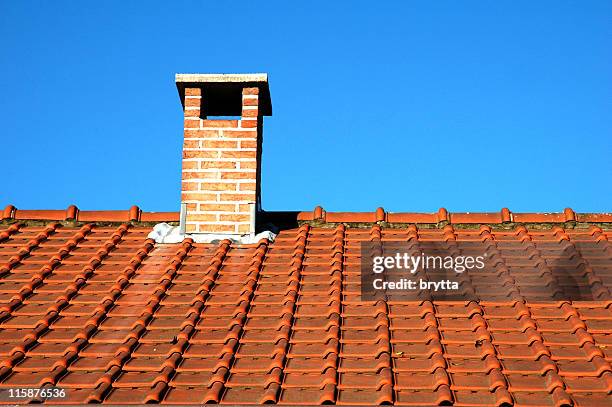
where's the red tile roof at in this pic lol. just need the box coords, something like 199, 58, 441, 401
0, 211, 610, 405
297, 206, 612, 224
2, 205, 179, 223
4, 204, 612, 224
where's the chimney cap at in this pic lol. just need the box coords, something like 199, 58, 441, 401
175, 73, 272, 116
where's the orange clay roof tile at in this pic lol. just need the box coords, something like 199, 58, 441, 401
0, 213, 610, 405
2, 205, 179, 223
295, 206, 612, 224
4, 204, 612, 225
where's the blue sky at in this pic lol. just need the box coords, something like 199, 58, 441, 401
1, 2, 610, 213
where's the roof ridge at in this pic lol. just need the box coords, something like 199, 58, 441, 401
2, 205, 179, 223
297, 206, 612, 224
3, 204, 612, 225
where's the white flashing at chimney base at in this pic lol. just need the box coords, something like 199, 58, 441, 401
147, 222, 276, 244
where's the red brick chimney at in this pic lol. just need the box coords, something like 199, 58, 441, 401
175, 74, 272, 235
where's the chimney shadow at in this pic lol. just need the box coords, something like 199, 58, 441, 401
258, 210, 301, 232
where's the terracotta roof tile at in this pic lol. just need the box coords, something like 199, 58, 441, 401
295, 206, 612, 225
4, 204, 612, 226
0, 218, 610, 405
2, 205, 179, 223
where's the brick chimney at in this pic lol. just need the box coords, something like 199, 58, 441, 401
175, 74, 272, 235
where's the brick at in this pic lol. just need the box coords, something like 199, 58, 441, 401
186, 213, 217, 222
198, 224, 235, 233
243, 87, 259, 95
201, 140, 238, 149
181, 193, 217, 201
221, 130, 257, 138
184, 109, 201, 118
239, 140, 257, 149
200, 161, 237, 169
239, 182, 257, 191
185, 88, 202, 96
238, 224, 251, 234
221, 171, 255, 180
220, 193, 255, 202
199, 182, 237, 192
241, 108, 258, 117
239, 204, 252, 212
181, 181, 198, 191
183, 150, 218, 159
243, 98, 258, 106
182, 161, 198, 170
185, 223, 197, 233
182, 171, 218, 180
185, 97, 201, 107
221, 151, 256, 159
184, 118, 200, 128
185, 129, 221, 138
186, 203, 197, 211
239, 161, 257, 169
183, 140, 200, 149
202, 119, 239, 128
220, 214, 250, 222
199, 203, 236, 212
240, 119, 258, 128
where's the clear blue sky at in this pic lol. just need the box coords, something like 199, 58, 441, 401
1, 2, 610, 214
